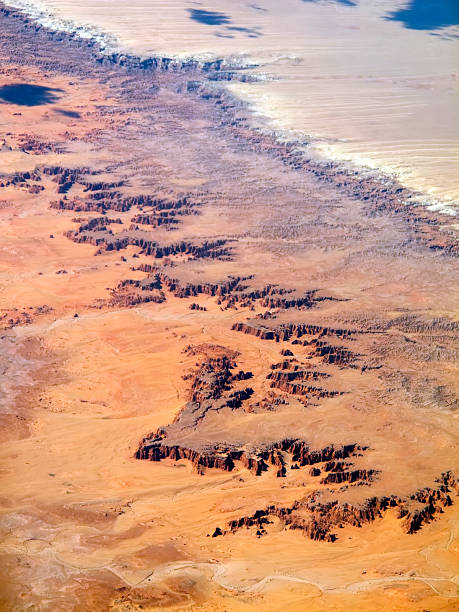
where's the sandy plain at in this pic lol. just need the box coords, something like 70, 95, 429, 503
0, 4, 458, 611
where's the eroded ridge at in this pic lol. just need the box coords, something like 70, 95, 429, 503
137, 430, 367, 480
218, 472, 458, 542
233, 320, 359, 366
46, 166, 234, 261
136, 343, 360, 476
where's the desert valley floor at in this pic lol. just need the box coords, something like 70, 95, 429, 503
0, 4, 458, 611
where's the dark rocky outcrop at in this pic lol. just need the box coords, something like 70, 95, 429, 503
223, 472, 458, 542
66, 229, 232, 260
232, 321, 356, 342
0, 305, 54, 329
136, 430, 366, 479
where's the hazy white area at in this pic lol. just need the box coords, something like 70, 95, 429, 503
6, 0, 459, 208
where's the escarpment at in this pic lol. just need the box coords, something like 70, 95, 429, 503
66, 229, 231, 260
123, 272, 337, 311
232, 320, 360, 366
71, 216, 123, 232
106, 282, 166, 307
267, 360, 341, 401
146, 345, 255, 432
309, 340, 357, 365
136, 436, 367, 479
52, 192, 198, 216
0, 169, 44, 194
135, 272, 252, 299
268, 378, 342, 401
129, 212, 179, 229
232, 320, 356, 342
320, 468, 377, 485
16, 134, 65, 155
134, 342, 369, 478
41, 165, 237, 264
102, 272, 265, 308
400, 472, 458, 533
224, 125, 458, 255
45, 165, 201, 227
220, 472, 458, 542
108, 271, 348, 312
220, 287, 331, 310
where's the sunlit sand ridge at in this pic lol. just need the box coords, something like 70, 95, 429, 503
4, 0, 459, 208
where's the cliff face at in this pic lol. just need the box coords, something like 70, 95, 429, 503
136, 436, 366, 479
221, 472, 458, 542
134, 342, 365, 479
56, 187, 228, 261
231, 322, 359, 365
232, 320, 359, 395
46, 168, 203, 245
136, 345, 255, 445
67, 231, 231, 260
233, 321, 355, 342
16, 134, 65, 155
134, 343, 458, 545
267, 362, 341, 401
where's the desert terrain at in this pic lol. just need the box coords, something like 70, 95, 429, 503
4, 0, 459, 206
0, 4, 458, 611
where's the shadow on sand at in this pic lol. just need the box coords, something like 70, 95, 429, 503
0, 83, 63, 106
302, 0, 357, 7
188, 9, 231, 26
386, 0, 459, 31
